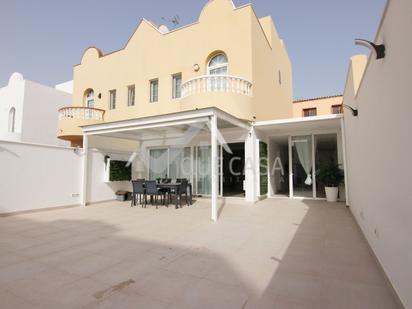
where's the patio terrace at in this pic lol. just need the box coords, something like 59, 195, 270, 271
0, 198, 398, 309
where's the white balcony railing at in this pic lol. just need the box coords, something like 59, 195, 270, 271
181, 75, 252, 98
58, 107, 105, 121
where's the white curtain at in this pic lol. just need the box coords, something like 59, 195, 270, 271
169, 147, 191, 180
197, 146, 211, 195
294, 136, 313, 185
149, 149, 168, 179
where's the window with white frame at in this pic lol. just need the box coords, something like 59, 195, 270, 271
172, 73, 182, 99
85, 89, 94, 108
128, 85, 135, 106
208, 53, 228, 75
150, 79, 159, 103
208, 53, 228, 91
109, 89, 116, 110
8, 107, 15, 133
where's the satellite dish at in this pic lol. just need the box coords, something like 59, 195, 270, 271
158, 25, 169, 34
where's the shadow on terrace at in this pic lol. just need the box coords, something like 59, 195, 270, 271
0, 198, 398, 308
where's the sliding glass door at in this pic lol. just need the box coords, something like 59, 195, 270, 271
196, 146, 211, 195
149, 148, 168, 180
289, 133, 338, 198
148, 145, 222, 197
291, 135, 313, 197
169, 147, 191, 180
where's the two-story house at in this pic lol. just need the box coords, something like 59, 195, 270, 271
58, 0, 345, 221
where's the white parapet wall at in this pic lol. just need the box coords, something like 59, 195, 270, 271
0, 140, 82, 214
0, 140, 133, 214
343, 0, 412, 307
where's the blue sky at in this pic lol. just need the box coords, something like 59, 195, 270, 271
0, 0, 385, 99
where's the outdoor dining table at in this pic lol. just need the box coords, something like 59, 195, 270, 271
143, 182, 193, 209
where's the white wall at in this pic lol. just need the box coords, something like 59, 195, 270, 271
0, 73, 25, 141
0, 73, 71, 146
55, 80, 73, 94
0, 141, 81, 214
343, 0, 412, 307
0, 139, 136, 214
21, 80, 71, 146
86, 150, 133, 204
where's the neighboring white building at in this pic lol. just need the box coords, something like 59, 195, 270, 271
0, 72, 72, 146
343, 0, 412, 307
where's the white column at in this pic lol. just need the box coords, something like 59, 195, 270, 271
211, 115, 218, 221
312, 134, 316, 198
340, 117, 349, 206
81, 134, 88, 207
288, 136, 293, 198
245, 127, 258, 202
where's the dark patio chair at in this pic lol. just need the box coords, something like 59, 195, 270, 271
176, 179, 189, 207
131, 180, 145, 207
145, 180, 165, 209
160, 178, 172, 204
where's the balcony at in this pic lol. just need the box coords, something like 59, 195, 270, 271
181, 75, 252, 97
58, 107, 105, 145
180, 75, 253, 120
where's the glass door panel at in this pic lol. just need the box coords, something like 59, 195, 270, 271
149, 148, 168, 180
169, 147, 191, 180
291, 135, 313, 197
315, 134, 338, 198
196, 146, 211, 195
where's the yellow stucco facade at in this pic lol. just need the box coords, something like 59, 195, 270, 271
58, 0, 292, 144
293, 95, 343, 118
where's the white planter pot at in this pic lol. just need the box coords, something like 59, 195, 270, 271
325, 187, 339, 202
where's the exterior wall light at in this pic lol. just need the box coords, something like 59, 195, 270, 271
355, 39, 385, 59
193, 64, 200, 72
343, 104, 358, 116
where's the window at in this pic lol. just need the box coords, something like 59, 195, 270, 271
208, 53, 228, 75
109, 90, 116, 110
303, 108, 317, 117
331, 104, 343, 114
128, 85, 135, 106
150, 79, 159, 103
8, 107, 15, 133
208, 53, 228, 91
172, 73, 182, 99
85, 89, 94, 108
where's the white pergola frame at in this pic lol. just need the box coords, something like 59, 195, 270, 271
80, 107, 250, 222
254, 114, 348, 203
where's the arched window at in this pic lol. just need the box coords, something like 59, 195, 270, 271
84, 89, 94, 108
207, 53, 228, 91
207, 53, 228, 75
8, 107, 16, 133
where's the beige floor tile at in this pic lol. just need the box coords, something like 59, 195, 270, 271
162, 252, 218, 278
0, 288, 40, 309
0, 199, 399, 308
320, 278, 398, 309
174, 278, 249, 309
0, 260, 48, 285
56, 253, 121, 277
85, 290, 168, 309
264, 272, 322, 303
132, 269, 200, 303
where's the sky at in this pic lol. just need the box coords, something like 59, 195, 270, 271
0, 0, 386, 99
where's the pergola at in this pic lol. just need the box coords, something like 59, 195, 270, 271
80, 107, 251, 221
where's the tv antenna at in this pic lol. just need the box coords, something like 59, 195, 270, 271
161, 15, 180, 28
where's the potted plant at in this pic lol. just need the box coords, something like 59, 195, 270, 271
316, 162, 344, 202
